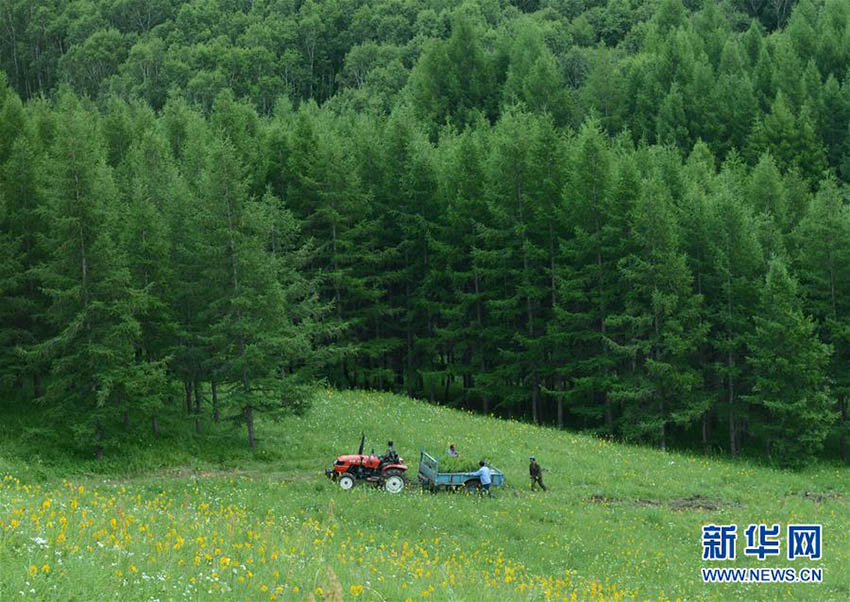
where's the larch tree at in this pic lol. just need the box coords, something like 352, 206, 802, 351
745, 257, 834, 466
793, 176, 850, 462
117, 123, 181, 435
0, 84, 50, 398
607, 167, 706, 449
198, 136, 318, 449
33, 90, 146, 456
705, 165, 764, 457
480, 109, 552, 422
553, 118, 628, 433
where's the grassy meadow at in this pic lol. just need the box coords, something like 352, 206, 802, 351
1, 389, 848, 601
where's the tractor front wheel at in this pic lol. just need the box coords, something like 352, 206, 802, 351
338, 474, 357, 490
383, 470, 406, 494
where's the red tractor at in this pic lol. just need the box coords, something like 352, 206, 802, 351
325, 434, 408, 493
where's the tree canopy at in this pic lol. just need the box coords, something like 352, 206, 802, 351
2, 0, 850, 465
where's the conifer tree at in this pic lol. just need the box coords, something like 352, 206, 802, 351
343, 113, 402, 390
164, 107, 214, 421
479, 109, 552, 422
406, 16, 498, 131
748, 93, 828, 183
372, 105, 439, 396
280, 107, 372, 388
553, 118, 628, 433
607, 169, 706, 449
705, 164, 764, 456
117, 124, 181, 434
678, 141, 719, 452
745, 258, 834, 466
0, 86, 49, 397
33, 91, 147, 456
431, 127, 497, 410
198, 137, 317, 449
793, 176, 850, 462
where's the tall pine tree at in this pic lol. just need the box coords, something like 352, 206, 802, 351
745, 258, 834, 466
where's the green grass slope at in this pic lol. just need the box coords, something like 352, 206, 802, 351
1, 389, 848, 601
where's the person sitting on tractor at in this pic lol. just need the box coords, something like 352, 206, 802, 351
382, 440, 398, 464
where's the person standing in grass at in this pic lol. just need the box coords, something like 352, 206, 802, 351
529, 456, 547, 491
447, 443, 459, 457
471, 460, 493, 497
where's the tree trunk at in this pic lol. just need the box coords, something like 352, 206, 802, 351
184, 380, 193, 415
33, 373, 43, 398
245, 405, 255, 450
93, 421, 104, 459
549, 221, 557, 308
152, 415, 160, 437
194, 379, 202, 414
531, 374, 540, 425
557, 397, 564, 430
332, 219, 341, 319
123, 407, 130, 431
212, 378, 220, 423
727, 347, 738, 457
726, 272, 737, 457
841, 397, 847, 463
595, 200, 612, 436
702, 413, 710, 455
482, 359, 489, 415
406, 285, 414, 398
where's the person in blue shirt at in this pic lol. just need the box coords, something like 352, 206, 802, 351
471, 460, 493, 497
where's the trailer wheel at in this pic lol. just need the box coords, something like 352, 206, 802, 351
463, 479, 481, 493
338, 474, 357, 490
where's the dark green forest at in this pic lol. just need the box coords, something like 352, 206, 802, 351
2, 0, 850, 466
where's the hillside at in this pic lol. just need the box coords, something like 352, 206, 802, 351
1, 390, 848, 601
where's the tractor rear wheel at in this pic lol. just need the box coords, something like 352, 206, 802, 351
338, 474, 357, 490
383, 469, 406, 494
